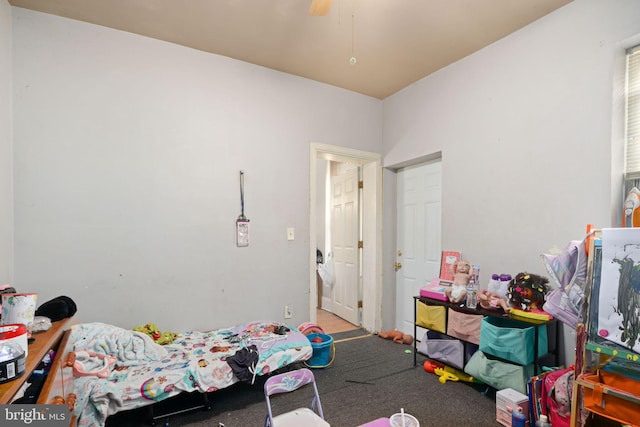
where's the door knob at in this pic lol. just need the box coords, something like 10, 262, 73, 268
394, 262, 402, 271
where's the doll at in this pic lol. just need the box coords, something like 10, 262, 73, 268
378, 329, 413, 345
477, 289, 510, 312
445, 260, 472, 304
507, 272, 549, 311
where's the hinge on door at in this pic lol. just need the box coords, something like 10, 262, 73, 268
358, 300, 363, 308
358, 180, 363, 189
358, 241, 363, 249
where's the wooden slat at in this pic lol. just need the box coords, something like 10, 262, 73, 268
37, 328, 72, 404
0, 317, 73, 404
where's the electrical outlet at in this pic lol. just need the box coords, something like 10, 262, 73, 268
284, 305, 292, 319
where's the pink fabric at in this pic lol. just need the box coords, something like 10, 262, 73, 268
446, 309, 482, 345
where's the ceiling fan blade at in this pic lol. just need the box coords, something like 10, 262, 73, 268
309, 0, 332, 16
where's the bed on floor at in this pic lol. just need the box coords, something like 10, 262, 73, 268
41, 320, 313, 427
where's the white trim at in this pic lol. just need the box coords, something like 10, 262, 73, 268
309, 143, 383, 332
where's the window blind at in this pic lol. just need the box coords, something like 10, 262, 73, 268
626, 45, 640, 177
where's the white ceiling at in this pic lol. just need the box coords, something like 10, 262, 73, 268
8, 0, 573, 99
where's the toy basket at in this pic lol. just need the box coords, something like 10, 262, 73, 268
464, 350, 534, 395
415, 301, 446, 333
479, 316, 548, 365
305, 333, 335, 368
580, 370, 640, 426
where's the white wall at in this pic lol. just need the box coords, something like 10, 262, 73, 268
10, 0, 640, 365
0, 1, 12, 285
11, 7, 383, 331
382, 0, 640, 365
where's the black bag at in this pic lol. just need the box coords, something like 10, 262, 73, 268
35, 296, 77, 321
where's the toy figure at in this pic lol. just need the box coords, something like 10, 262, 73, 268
378, 329, 413, 345
445, 260, 472, 304
507, 272, 549, 311
477, 289, 510, 312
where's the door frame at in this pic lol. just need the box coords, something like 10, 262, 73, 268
309, 143, 382, 332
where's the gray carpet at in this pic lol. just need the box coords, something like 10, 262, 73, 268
107, 330, 499, 427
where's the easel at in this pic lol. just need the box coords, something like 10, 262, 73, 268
570, 229, 640, 427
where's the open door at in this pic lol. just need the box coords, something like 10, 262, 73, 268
329, 163, 359, 325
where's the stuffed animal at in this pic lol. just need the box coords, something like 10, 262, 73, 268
133, 323, 178, 345
445, 260, 472, 303
378, 329, 413, 345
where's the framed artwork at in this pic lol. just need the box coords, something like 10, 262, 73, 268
597, 228, 640, 353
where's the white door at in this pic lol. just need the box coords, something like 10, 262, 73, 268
396, 161, 442, 336
330, 165, 360, 325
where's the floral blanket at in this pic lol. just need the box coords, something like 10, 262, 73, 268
69, 321, 312, 427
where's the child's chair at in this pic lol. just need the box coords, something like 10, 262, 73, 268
264, 368, 329, 427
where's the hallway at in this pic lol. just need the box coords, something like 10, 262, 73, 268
316, 308, 358, 334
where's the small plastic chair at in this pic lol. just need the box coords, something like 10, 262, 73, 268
264, 368, 329, 427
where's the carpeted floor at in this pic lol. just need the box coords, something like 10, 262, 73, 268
107, 330, 500, 427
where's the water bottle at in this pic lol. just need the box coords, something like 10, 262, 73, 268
465, 278, 478, 309
512, 407, 526, 427
536, 414, 551, 427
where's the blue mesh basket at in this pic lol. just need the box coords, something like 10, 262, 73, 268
305, 333, 334, 368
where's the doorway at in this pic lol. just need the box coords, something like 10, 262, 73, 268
309, 143, 382, 333
316, 308, 359, 334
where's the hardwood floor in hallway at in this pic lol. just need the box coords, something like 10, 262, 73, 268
316, 308, 358, 334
